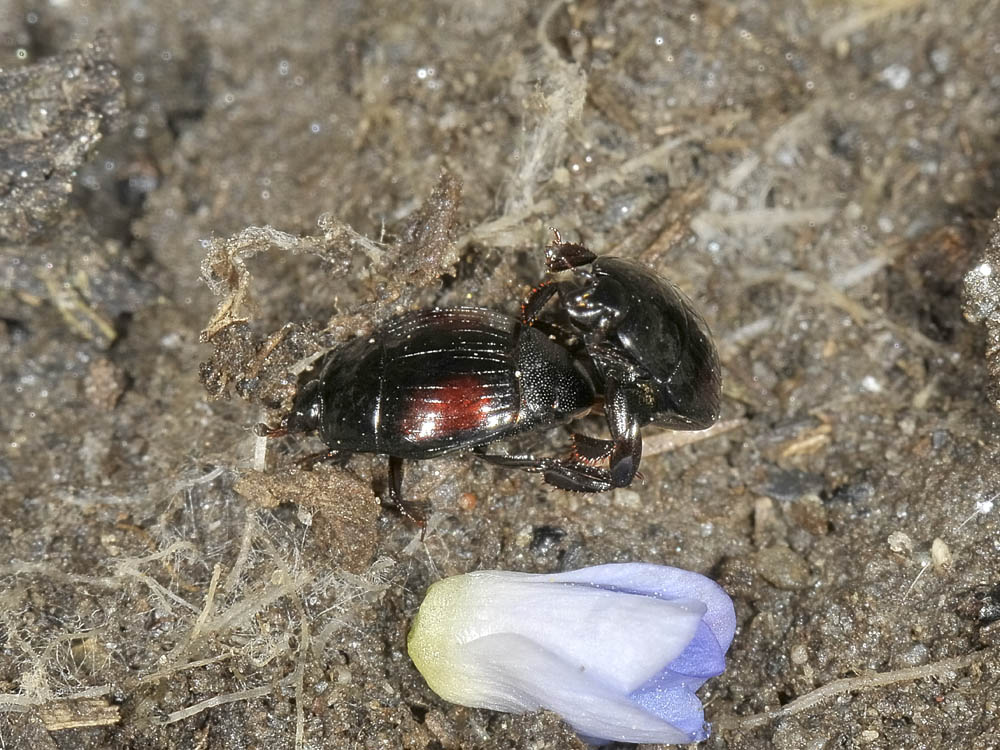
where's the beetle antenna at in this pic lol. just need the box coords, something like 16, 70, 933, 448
255, 420, 288, 438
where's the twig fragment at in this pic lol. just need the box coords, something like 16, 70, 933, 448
716, 650, 989, 731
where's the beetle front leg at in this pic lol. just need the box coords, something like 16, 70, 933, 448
295, 449, 341, 470
605, 379, 643, 488
473, 448, 614, 492
521, 280, 561, 326
544, 228, 597, 270
541, 460, 615, 492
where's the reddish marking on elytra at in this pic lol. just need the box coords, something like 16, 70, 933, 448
402, 375, 496, 440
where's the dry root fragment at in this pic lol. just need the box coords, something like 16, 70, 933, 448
198, 170, 463, 406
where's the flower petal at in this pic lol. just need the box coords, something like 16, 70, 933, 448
545, 563, 737, 651
629, 682, 708, 740
412, 571, 706, 695
664, 620, 727, 680
460, 632, 701, 744
407, 564, 736, 746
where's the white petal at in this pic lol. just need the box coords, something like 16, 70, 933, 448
548, 563, 736, 651
455, 571, 706, 693
407, 567, 729, 745
459, 632, 697, 744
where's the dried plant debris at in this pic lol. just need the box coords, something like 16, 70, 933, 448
963, 209, 1000, 410
0, 487, 399, 735
199, 169, 462, 406
234, 466, 378, 573
0, 36, 155, 349
0, 35, 124, 243
197, 320, 319, 407
0, 216, 157, 348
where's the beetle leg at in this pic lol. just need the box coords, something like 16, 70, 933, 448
540, 461, 615, 492
473, 448, 614, 492
255, 421, 288, 438
521, 281, 561, 325
605, 379, 643, 488
295, 449, 340, 470
386, 455, 427, 528
570, 433, 615, 465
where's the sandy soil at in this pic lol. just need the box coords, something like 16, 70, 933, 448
2, 1, 999, 748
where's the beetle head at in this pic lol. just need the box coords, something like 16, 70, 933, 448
563, 274, 629, 333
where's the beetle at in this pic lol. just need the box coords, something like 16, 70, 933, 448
260, 233, 722, 521
258, 306, 607, 522
503, 230, 722, 491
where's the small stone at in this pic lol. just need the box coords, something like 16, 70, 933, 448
931, 537, 952, 571
790, 644, 808, 665
979, 620, 1000, 647
756, 546, 811, 590
879, 63, 911, 90
84, 357, 127, 410
756, 467, 825, 503
787, 495, 829, 536
530, 526, 567, 554
888, 531, 913, 554
612, 489, 641, 508
828, 481, 874, 505
955, 584, 1000, 624
753, 497, 779, 545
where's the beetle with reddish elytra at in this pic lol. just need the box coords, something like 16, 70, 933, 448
257, 232, 721, 523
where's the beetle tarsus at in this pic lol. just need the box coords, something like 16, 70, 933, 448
542, 463, 614, 493
295, 449, 340, 470
545, 228, 598, 271
473, 448, 615, 493
386, 455, 428, 529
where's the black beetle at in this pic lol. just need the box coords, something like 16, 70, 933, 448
506, 230, 722, 491
259, 307, 602, 522
260, 233, 721, 521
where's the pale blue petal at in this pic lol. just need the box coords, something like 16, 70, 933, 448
663, 621, 727, 680
544, 563, 737, 651
408, 564, 736, 746
629, 683, 708, 740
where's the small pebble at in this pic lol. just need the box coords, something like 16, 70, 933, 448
790, 644, 808, 665
888, 531, 913, 554
931, 537, 952, 571
84, 357, 126, 410
756, 545, 810, 590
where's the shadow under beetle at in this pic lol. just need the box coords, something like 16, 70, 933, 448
259, 233, 721, 523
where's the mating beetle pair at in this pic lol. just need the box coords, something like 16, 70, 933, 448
260, 232, 721, 521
